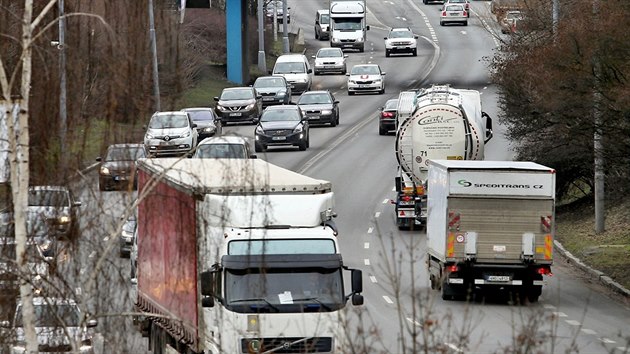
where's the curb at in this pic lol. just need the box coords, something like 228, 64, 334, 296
554, 240, 630, 298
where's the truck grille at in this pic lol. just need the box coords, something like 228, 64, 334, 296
241, 337, 333, 353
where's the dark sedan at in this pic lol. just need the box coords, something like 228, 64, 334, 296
253, 76, 292, 107
96, 143, 147, 191
254, 105, 309, 152
181, 107, 222, 140
214, 87, 263, 124
297, 91, 340, 127
379, 98, 399, 135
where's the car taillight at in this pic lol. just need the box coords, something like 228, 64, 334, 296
463, 11, 468, 17
447, 264, 459, 273
442, 11, 447, 16
381, 112, 393, 118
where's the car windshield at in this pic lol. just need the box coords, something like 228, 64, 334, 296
254, 78, 285, 88
15, 303, 81, 327
298, 93, 332, 105
384, 99, 399, 110
261, 109, 301, 122
320, 14, 330, 24
506, 12, 523, 20
274, 62, 305, 74
390, 30, 412, 38
195, 144, 247, 159
105, 146, 145, 161
186, 110, 215, 121
351, 66, 380, 75
28, 190, 69, 207
317, 49, 342, 58
220, 89, 254, 100
332, 18, 361, 30
445, 4, 464, 11
148, 114, 189, 129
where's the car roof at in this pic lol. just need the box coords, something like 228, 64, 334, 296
353, 64, 380, 68
29, 185, 68, 192
198, 135, 249, 146
300, 90, 330, 95
390, 27, 411, 32
276, 54, 308, 63
223, 87, 253, 91
153, 111, 187, 117
108, 143, 144, 149
256, 75, 287, 81
264, 105, 300, 111
181, 107, 213, 111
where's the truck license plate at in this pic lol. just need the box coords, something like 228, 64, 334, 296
488, 275, 511, 282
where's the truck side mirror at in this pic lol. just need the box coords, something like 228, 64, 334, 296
200, 270, 214, 297
482, 112, 493, 143
351, 293, 364, 306
394, 176, 402, 192
307, 68, 313, 74
202, 296, 215, 308
366, 25, 370, 31
351, 269, 363, 293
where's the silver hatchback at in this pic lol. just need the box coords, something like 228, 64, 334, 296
144, 111, 198, 157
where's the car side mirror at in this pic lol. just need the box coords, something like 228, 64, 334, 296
213, 97, 219, 101
383, 37, 387, 40
379, 106, 384, 111
192, 123, 198, 128
343, 54, 348, 58
381, 72, 386, 75
86, 319, 98, 328
307, 68, 312, 74
366, 25, 370, 30
345, 73, 350, 76
74, 201, 82, 207
414, 35, 419, 39
95, 157, 102, 162
257, 95, 262, 99
268, 70, 272, 74
334, 100, 339, 104
0, 320, 10, 328
142, 125, 147, 130
315, 20, 319, 24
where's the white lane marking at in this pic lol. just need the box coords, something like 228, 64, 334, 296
364, 242, 370, 249
364, 259, 371, 265
367, 227, 374, 234
406, 0, 439, 44
385, 0, 394, 4
406, 317, 421, 327
483, 86, 488, 90
392, 187, 396, 191
75, 287, 82, 296
600, 338, 616, 344
370, 275, 378, 283
617, 347, 628, 352
581, 329, 597, 335
401, 17, 407, 21
554, 312, 568, 317
543, 304, 556, 310
369, 56, 373, 59
460, 30, 468, 35
382, 199, 389, 204
382, 295, 394, 304
88, 251, 96, 258
565, 320, 581, 326
445, 343, 464, 353
375, 212, 381, 218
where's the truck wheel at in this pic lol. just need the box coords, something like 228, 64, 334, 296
386, 50, 390, 57
441, 281, 454, 300
348, 91, 355, 96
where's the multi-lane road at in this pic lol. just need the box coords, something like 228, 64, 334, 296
71, 1, 630, 353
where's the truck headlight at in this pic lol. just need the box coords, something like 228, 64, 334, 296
356, 37, 364, 43
100, 166, 110, 175
331, 37, 340, 43
58, 216, 70, 224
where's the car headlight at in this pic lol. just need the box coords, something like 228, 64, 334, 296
121, 230, 133, 242
374, 79, 382, 83
245, 103, 255, 110
356, 37, 364, 43
217, 105, 227, 112
276, 91, 286, 97
39, 239, 52, 251
203, 127, 214, 132
145, 133, 154, 140
348, 80, 356, 84
255, 126, 264, 134
58, 216, 70, 224
296, 78, 307, 83
181, 130, 191, 138
100, 166, 110, 175
322, 109, 332, 115
331, 37, 340, 43
293, 125, 303, 133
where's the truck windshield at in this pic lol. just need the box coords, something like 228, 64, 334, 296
332, 18, 361, 30
224, 268, 345, 313
228, 239, 337, 255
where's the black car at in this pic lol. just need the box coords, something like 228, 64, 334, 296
214, 87, 263, 125
181, 107, 223, 140
296, 91, 340, 127
254, 105, 309, 152
27, 186, 81, 240
253, 76, 292, 107
96, 144, 147, 191
379, 98, 398, 135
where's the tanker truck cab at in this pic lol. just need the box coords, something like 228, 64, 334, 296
200, 229, 364, 353
329, 0, 369, 52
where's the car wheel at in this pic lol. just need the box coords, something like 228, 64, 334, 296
255, 143, 266, 153
379, 88, 385, 94
379, 125, 387, 135
359, 46, 364, 53
385, 50, 390, 57
298, 140, 307, 151
464, 21, 468, 26
348, 91, 355, 96
314, 71, 319, 76
440, 21, 444, 26
315, 31, 319, 40
330, 116, 337, 127
412, 49, 417, 56
306, 133, 310, 148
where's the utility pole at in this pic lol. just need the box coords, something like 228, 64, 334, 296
58, 0, 67, 174
148, 0, 161, 112
273, 1, 278, 41
257, 0, 267, 73
282, 0, 289, 53
552, 0, 559, 34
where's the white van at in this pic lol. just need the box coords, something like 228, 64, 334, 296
272, 54, 312, 95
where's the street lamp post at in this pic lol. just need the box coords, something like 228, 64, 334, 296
148, 0, 161, 112
58, 0, 67, 173
257, 0, 267, 73
282, 0, 289, 53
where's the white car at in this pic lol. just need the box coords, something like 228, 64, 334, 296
443, 0, 470, 17
346, 64, 386, 95
384, 27, 418, 57
193, 135, 255, 159
312, 47, 348, 75
440, 4, 468, 26
144, 111, 198, 157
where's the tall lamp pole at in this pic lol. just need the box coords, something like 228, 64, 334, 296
282, 0, 289, 53
257, 0, 267, 73
148, 0, 161, 111
58, 0, 67, 172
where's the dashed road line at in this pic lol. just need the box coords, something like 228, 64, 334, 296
88, 251, 96, 258
364, 259, 371, 265
364, 242, 370, 249
369, 275, 378, 283
565, 320, 581, 326
553, 311, 568, 318
103, 236, 109, 242
581, 329, 597, 335
375, 212, 381, 218
406, 317, 421, 327
367, 227, 374, 234
543, 304, 556, 310
600, 338, 616, 344
405, 0, 439, 44
444, 342, 464, 353
382, 295, 394, 304
382, 198, 389, 204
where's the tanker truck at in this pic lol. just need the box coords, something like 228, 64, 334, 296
134, 158, 364, 354
393, 85, 494, 230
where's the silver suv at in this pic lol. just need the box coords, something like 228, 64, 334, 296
384, 27, 418, 57
144, 111, 198, 157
